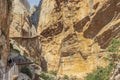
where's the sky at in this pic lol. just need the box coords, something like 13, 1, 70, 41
28, 0, 40, 8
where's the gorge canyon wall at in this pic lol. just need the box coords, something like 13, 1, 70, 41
9, 0, 41, 65
35, 0, 120, 78
0, 0, 120, 79
0, 0, 12, 67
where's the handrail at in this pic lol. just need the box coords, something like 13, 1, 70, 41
0, 63, 19, 80
0, 61, 34, 80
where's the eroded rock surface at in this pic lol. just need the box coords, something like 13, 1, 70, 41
0, 0, 12, 66
9, 0, 36, 37
9, 0, 41, 65
10, 37, 41, 64
35, 0, 120, 78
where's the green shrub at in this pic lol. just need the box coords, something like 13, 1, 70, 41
86, 64, 114, 80
107, 39, 120, 52
49, 70, 57, 76
39, 72, 50, 80
20, 66, 32, 78
63, 75, 69, 80
39, 72, 57, 80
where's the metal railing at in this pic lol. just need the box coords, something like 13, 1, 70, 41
0, 63, 18, 80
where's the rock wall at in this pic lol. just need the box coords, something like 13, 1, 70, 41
31, 1, 42, 28
0, 0, 12, 66
10, 36, 41, 65
36, 0, 120, 78
20, 0, 30, 10
9, 0, 41, 65
9, 0, 36, 37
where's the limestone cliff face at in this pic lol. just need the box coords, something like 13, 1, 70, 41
9, 0, 41, 65
20, 0, 30, 10
0, 0, 12, 66
37, 0, 120, 77
9, 0, 36, 37
31, 2, 42, 28
10, 36, 41, 65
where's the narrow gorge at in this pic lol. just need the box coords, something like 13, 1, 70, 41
0, 0, 120, 80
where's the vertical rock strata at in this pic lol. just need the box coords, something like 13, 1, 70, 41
0, 0, 12, 66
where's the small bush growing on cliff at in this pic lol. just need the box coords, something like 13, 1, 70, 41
107, 39, 120, 52
39, 72, 57, 80
39, 72, 50, 80
86, 64, 114, 80
49, 70, 57, 76
104, 38, 120, 63
20, 66, 32, 78
87, 39, 120, 80
63, 75, 69, 80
